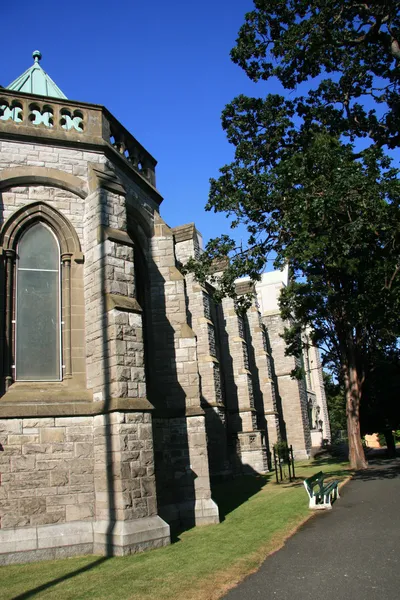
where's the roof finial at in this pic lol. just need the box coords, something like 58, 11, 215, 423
6, 50, 67, 99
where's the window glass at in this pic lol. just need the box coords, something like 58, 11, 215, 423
16, 223, 60, 381
18, 222, 60, 270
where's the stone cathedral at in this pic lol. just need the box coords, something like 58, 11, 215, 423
0, 53, 330, 564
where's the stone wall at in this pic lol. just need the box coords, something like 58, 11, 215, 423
0, 140, 106, 232
244, 301, 280, 456
0, 416, 94, 530
0, 136, 171, 563
307, 343, 331, 443
93, 411, 168, 556
0, 412, 169, 563
217, 296, 269, 473
83, 187, 146, 403
0, 416, 94, 563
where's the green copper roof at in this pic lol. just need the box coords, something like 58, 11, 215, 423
7, 51, 67, 99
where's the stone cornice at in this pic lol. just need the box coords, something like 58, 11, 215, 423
0, 388, 154, 417
172, 223, 196, 243
105, 293, 142, 313
235, 279, 255, 296
97, 226, 134, 247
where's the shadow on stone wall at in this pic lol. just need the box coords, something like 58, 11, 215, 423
99, 190, 117, 556
264, 326, 287, 443
0, 191, 10, 395
201, 397, 231, 484
244, 315, 272, 470
144, 251, 196, 533
215, 304, 243, 475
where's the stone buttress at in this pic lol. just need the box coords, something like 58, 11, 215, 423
217, 294, 269, 473
173, 224, 230, 481
236, 281, 280, 460
303, 331, 331, 450
148, 217, 219, 528
262, 311, 311, 459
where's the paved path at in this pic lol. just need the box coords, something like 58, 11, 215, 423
224, 459, 400, 600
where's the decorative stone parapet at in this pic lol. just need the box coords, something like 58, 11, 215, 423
0, 89, 159, 197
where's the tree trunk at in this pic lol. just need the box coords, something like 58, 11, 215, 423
343, 353, 368, 470
384, 429, 396, 458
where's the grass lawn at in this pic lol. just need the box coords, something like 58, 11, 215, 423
0, 458, 351, 600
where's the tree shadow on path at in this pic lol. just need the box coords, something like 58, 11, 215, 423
353, 456, 400, 482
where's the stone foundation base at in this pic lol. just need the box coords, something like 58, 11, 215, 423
311, 429, 323, 449
0, 521, 93, 566
93, 516, 170, 556
0, 516, 170, 565
0, 543, 94, 566
194, 498, 219, 525
292, 448, 311, 460
160, 498, 219, 530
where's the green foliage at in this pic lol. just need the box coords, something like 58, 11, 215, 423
186, 1, 400, 468
273, 440, 290, 461
232, 1, 400, 151
189, 2, 400, 319
378, 432, 386, 447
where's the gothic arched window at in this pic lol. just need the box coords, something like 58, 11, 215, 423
1, 201, 84, 391
16, 223, 61, 381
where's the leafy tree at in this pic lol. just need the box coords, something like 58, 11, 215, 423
188, 1, 400, 469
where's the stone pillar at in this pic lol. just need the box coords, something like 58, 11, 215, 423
149, 215, 219, 528
84, 186, 170, 554
173, 224, 230, 480
84, 188, 146, 403
308, 343, 331, 443
218, 296, 268, 473
263, 311, 311, 459
93, 412, 169, 555
244, 296, 280, 455
4, 249, 15, 391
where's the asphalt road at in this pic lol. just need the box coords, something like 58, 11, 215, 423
223, 458, 400, 600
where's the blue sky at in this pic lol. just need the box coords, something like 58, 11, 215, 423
2, 0, 272, 248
